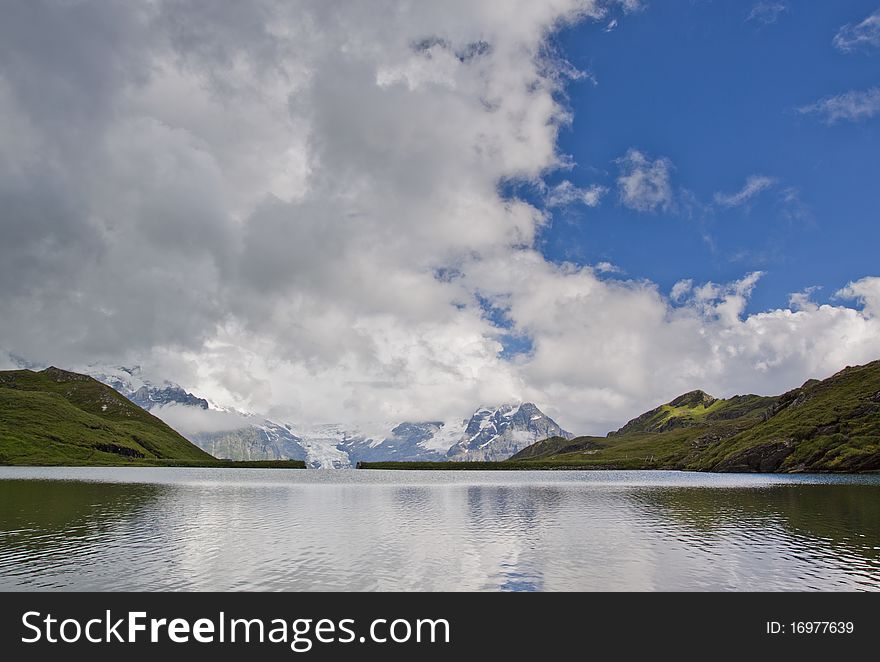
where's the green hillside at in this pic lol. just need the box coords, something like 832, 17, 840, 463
0, 367, 218, 466
693, 362, 880, 472
507, 361, 880, 473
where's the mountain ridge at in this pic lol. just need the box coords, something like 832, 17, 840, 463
509, 360, 880, 473
85, 365, 573, 467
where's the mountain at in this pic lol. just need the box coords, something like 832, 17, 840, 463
191, 420, 309, 464
89, 366, 209, 411
692, 361, 880, 472
335, 403, 572, 464
87, 366, 310, 464
510, 360, 880, 473
339, 421, 458, 464
86, 365, 570, 466
130, 385, 209, 411
0, 367, 216, 465
446, 403, 574, 461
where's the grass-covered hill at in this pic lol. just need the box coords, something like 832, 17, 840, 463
508, 361, 880, 473
1, 367, 225, 466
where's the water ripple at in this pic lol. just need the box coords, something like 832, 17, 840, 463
0, 469, 878, 591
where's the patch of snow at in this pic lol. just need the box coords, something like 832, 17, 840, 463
297, 433, 353, 469
418, 420, 466, 453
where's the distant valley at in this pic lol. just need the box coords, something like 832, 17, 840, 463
90, 365, 573, 468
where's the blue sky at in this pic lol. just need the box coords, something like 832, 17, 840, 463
536, 1, 879, 315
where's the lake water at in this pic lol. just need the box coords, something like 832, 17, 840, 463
0, 468, 878, 591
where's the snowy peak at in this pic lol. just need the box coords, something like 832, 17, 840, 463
88, 365, 208, 411
344, 403, 572, 464
129, 385, 209, 411
447, 402, 573, 461
338, 420, 452, 464
87, 364, 308, 463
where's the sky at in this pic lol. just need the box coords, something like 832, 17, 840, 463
1, 0, 879, 435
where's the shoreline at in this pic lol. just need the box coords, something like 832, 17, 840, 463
0, 460, 876, 474
355, 461, 880, 474
0, 459, 308, 469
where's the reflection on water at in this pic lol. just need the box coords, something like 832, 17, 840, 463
0, 468, 878, 591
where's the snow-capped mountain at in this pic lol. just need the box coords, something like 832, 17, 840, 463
85, 365, 571, 467
339, 403, 573, 464
339, 421, 457, 464
446, 403, 574, 462
129, 385, 209, 411
87, 365, 309, 463
86, 365, 208, 410
294, 424, 356, 469
191, 420, 309, 463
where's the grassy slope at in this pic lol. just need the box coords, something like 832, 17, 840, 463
692, 362, 880, 472
0, 368, 305, 467
504, 394, 777, 470
510, 362, 880, 473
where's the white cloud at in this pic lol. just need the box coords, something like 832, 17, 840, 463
833, 9, 880, 52
0, 2, 878, 437
670, 279, 694, 302
746, 3, 788, 26
616, 0, 644, 12
0, 0, 611, 426
545, 180, 608, 208
714, 175, 776, 208
151, 404, 253, 437
788, 286, 820, 312
0, 353, 17, 371
616, 148, 675, 213
798, 87, 880, 124
468, 256, 880, 433
837, 277, 880, 317
593, 261, 622, 274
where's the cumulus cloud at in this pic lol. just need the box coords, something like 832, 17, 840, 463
0, 1, 878, 436
468, 256, 880, 433
545, 180, 608, 208
746, 3, 788, 27
616, 148, 675, 213
788, 286, 821, 313
0, 0, 609, 427
670, 279, 694, 302
837, 277, 880, 317
151, 404, 253, 437
833, 9, 880, 52
714, 175, 776, 208
798, 87, 880, 124
593, 261, 622, 274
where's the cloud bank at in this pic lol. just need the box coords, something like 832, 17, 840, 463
0, 1, 878, 435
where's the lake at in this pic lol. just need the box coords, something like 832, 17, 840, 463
0, 468, 878, 591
